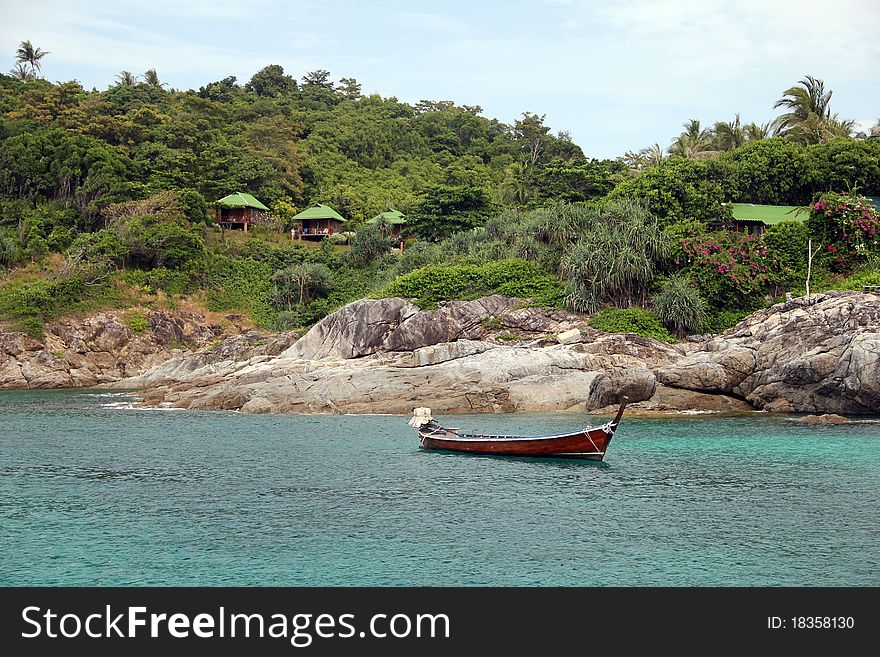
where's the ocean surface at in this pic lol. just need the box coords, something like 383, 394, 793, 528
1, 390, 878, 586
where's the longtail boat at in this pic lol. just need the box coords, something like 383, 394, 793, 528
410, 397, 628, 461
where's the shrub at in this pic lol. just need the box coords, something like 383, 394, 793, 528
561, 198, 669, 312
588, 308, 675, 343
828, 270, 880, 292
670, 223, 776, 310
11, 316, 45, 341
123, 268, 193, 295
807, 192, 880, 255
701, 309, 750, 334
125, 310, 150, 333
0, 276, 87, 320
652, 275, 707, 338
763, 220, 810, 288
349, 225, 392, 265
378, 259, 564, 309
270, 263, 333, 310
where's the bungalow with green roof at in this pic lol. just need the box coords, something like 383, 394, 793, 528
366, 209, 407, 238
213, 192, 270, 231
724, 203, 805, 237
293, 203, 347, 239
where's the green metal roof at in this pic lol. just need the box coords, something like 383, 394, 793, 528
215, 192, 270, 211
366, 209, 407, 226
293, 203, 347, 222
730, 203, 804, 225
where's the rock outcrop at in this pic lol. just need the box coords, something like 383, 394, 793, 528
656, 292, 880, 414
6, 291, 879, 416
0, 311, 251, 389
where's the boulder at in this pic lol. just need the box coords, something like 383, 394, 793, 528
383, 295, 519, 351
796, 414, 850, 424
656, 292, 880, 414
283, 297, 419, 360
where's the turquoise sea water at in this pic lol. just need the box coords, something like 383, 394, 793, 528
1, 390, 878, 586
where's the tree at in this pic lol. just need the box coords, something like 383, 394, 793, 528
349, 225, 392, 264
713, 114, 747, 151
245, 65, 297, 97
721, 138, 810, 204
271, 263, 332, 308
498, 161, 536, 206
609, 157, 729, 227
561, 198, 669, 312
408, 184, 498, 241
8, 62, 35, 81
652, 275, 707, 338
337, 77, 362, 99
15, 40, 49, 76
115, 70, 137, 86
142, 68, 165, 88
302, 69, 333, 89
771, 75, 853, 145
513, 112, 551, 166
537, 158, 625, 202
669, 119, 716, 159
745, 121, 771, 141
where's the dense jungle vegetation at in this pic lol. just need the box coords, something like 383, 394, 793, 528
2, 43, 879, 341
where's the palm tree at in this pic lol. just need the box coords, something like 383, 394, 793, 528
8, 62, 35, 81
669, 119, 717, 159
15, 40, 49, 76
642, 143, 667, 167
713, 114, 747, 151
618, 143, 665, 173
116, 70, 138, 86
744, 121, 771, 141
142, 68, 165, 88
499, 161, 535, 206
771, 75, 853, 144
870, 119, 880, 139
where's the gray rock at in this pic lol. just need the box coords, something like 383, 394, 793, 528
383, 295, 519, 351
656, 292, 880, 413
284, 297, 419, 360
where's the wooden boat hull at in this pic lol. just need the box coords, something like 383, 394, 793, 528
414, 398, 628, 461
419, 426, 613, 460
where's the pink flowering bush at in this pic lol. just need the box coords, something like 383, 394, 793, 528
667, 221, 777, 309
806, 192, 880, 259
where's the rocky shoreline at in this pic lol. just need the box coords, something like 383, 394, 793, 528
2, 291, 878, 416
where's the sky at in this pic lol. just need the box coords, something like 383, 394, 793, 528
2, 0, 878, 158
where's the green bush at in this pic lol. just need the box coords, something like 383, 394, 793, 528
11, 316, 45, 341
202, 253, 274, 326
378, 258, 564, 308
702, 309, 750, 334
125, 310, 150, 333
828, 270, 880, 292
589, 307, 675, 343
123, 268, 193, 295
652, 275, 706, 338
349, 225, 392, 265
0, 276, 87, 320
